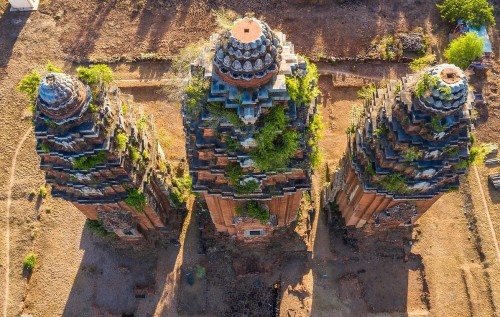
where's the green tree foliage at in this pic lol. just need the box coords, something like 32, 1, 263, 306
17, 70, 42, 104
286, 58, 320, 105
236, 201, 269, 224
129, 146, 141, 162
437, 0, 495, 27
409, 54, 436, 72
76, 64, 113, 87
124, 189, 147, 212
72, 152, 107, 170
444, 32, 484, 70
170, 172, 192, 206
251, 106, 299, 171
23, 253, 37, 271
185, 77, 209, 116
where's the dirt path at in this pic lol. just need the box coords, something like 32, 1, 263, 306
473, 165, 500, 262
2, 128, 32, 317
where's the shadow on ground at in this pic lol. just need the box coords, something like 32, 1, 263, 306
0, 7, 32, 67
61, 226, 180, 317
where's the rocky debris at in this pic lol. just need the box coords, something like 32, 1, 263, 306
489, 173, 500, 190
399, 32, 425, 52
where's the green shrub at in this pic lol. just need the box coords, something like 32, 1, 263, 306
409, 54, 436, 72
455, 159, 469, 169
76, 64, 113, 87
73, 152, 106, 170
124, 189, 147, 212
137, 115, 147, 133
444, 32, 484, 70
116, 132, 128, 150
39, 143, 51, 153
185, 76, 209, 116
207, 103, 243, 127
307, 113, 324, 169
469, 143, 496, 165
88, 103, 99, 113
17, 70, 42, 104
378, 35, 402, 61
226, 163, 243, 185
414, 73, 440, 97
235, 179, 260, 195
85, 219, 113, 236
429, 116, 445, 132
225, 136, 240, 152
129, 146, 141, 162
236, 201, 269, 224
373, 124, 388, 136
170, 172, 192, 206
403, 147, 423, 161
286, 58, 320, 105
38, 185, 47, 198
23, 253, 37, 271
437, 0, 495, 28
251, 106, 299, 171
380, 173, 410, 194
45, 61, 63, 73
357, 83, 376, 100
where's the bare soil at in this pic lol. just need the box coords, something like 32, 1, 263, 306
0, 0, 500, 316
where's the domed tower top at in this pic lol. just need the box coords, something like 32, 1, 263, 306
213, 18, 282, 88
416, 64, 468, 114
36, 73, 91, 124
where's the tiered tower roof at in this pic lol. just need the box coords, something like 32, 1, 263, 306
36, 73, 91, 124
213, 18, 282, 88
351, 64, 473, 198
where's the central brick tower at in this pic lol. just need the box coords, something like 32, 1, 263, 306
184, 18, 318, 240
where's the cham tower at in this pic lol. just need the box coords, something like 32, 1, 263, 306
184, 18, 319, 240
325, 64, 474, 228
33, 72, 184, 242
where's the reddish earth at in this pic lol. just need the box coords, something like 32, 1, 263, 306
0, 0, 499, 316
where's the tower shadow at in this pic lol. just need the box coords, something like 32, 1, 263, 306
61, 226, 180, 317
307, 202, 429, 316
0, 6, 32, 67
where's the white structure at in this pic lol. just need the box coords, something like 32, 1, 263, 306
9, 0, 39, 11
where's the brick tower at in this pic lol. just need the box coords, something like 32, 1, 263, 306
326, 64, 474, 227
184, 18, 319, 240
34, 72, 183, 242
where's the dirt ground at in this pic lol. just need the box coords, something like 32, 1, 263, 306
1, 0, 500, 316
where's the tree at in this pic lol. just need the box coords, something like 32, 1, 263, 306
76, 64, 113, 87
444, 32, 484, 69
437, 0, 495, 28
